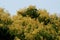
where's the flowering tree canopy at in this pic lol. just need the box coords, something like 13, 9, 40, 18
0, 5, 60, 40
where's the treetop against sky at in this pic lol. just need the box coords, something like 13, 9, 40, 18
0, 0, 60, 16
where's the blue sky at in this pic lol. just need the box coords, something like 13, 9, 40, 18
0, 0, 60, 15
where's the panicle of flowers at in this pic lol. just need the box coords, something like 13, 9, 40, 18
28, 5, 36, 10
0, 8, 4, 12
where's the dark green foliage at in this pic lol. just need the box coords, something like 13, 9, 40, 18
52, 24, 58, 33
38, 17, 46, 22
0, 27, 15, 40
44, 18, 51, 25
19, 32, 25, 40
26, 8, 39, 18
38, 17, 51, 25
39, 30, 56, 40
34, 33, 41, 40
17, 6, 40, 19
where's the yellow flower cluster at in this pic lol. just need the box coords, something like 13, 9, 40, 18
0, 8, 4, 12
28, 5, 36, 10
37, 9, 49, 18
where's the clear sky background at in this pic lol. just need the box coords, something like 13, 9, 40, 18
0, 0, 60, 16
